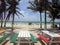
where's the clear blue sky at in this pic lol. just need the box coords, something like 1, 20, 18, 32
14, 0, 59, 22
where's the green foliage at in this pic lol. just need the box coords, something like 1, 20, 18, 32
0, 0, 24, 28
28, 0, 43, 29
48, 0, 60, 20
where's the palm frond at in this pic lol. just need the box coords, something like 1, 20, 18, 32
29, 1, 35, 7
16, 7, 21, 10
16, 10, 24, 17
7, 6, 11, 11
15, 12, 20, 18
48, 4, 55, 12
6, 11, 12, 20
27, 7, 37, 11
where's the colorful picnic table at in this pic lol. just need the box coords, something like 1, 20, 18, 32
0, 30, 6, 35
18, 30, 37, 45
42, 30, 60, 37
42, 30, 60, 45
18, 30, 31, 45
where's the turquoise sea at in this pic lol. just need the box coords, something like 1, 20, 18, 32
3, 21, 60, 25
6, 21, 40, 24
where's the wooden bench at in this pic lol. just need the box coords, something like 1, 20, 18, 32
30, 34, 37, 43
10, 33, 18, 43
38, 34, 50, 44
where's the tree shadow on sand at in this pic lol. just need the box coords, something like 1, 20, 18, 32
0, 27, 22, 30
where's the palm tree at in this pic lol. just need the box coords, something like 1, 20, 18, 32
56, 14, 60, 29
6, 0, 24, 31
2, 0, 7, 27
0, 10, 3, 28
0, 14, 3, 28
28, 0, 44, 29
43, 0, 49, 29
0, 0, 5, 28
49, 10, 59, 28
48, 0, 59, 28
0, 0, 8, 28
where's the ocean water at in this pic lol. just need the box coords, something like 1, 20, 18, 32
4, 21, 60, 25
6, 21, 40, 24
0, 21, 59, 25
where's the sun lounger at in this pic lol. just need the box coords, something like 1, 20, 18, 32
10, 33, 18, 43
30, 34, 37, 43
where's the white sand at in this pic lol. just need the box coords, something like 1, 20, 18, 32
5, 23, 52, 30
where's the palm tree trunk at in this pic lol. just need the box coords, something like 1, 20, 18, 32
44, 9, 47, 29
1, 20, 3, 28
52, 18, 54, 28
0, 14, 3, 28
53, 19, 54, 28
59, 21, 60, 29
4, 20, 6, 27
40, 12, 42, 29
4, 11, 6, 27
12, 14, 14, 31
10, 14, 15, 39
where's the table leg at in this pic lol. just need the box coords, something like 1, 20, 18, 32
49, 42, 51, 45
28, 38, 31, 45
49, 37, 53, 45
18, 37, 20, 45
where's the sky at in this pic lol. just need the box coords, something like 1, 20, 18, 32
14, 0, 59, 22
15, 0, 40, 22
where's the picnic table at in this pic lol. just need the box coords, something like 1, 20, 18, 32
0, 30, 6, 35
17, 30, 37, 45
18, 30, 31, 45
42, 30, 60, 37
42, 30, 60, 45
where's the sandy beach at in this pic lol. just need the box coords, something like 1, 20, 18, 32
0, 23, 59, 45
5, 23, 52, 30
